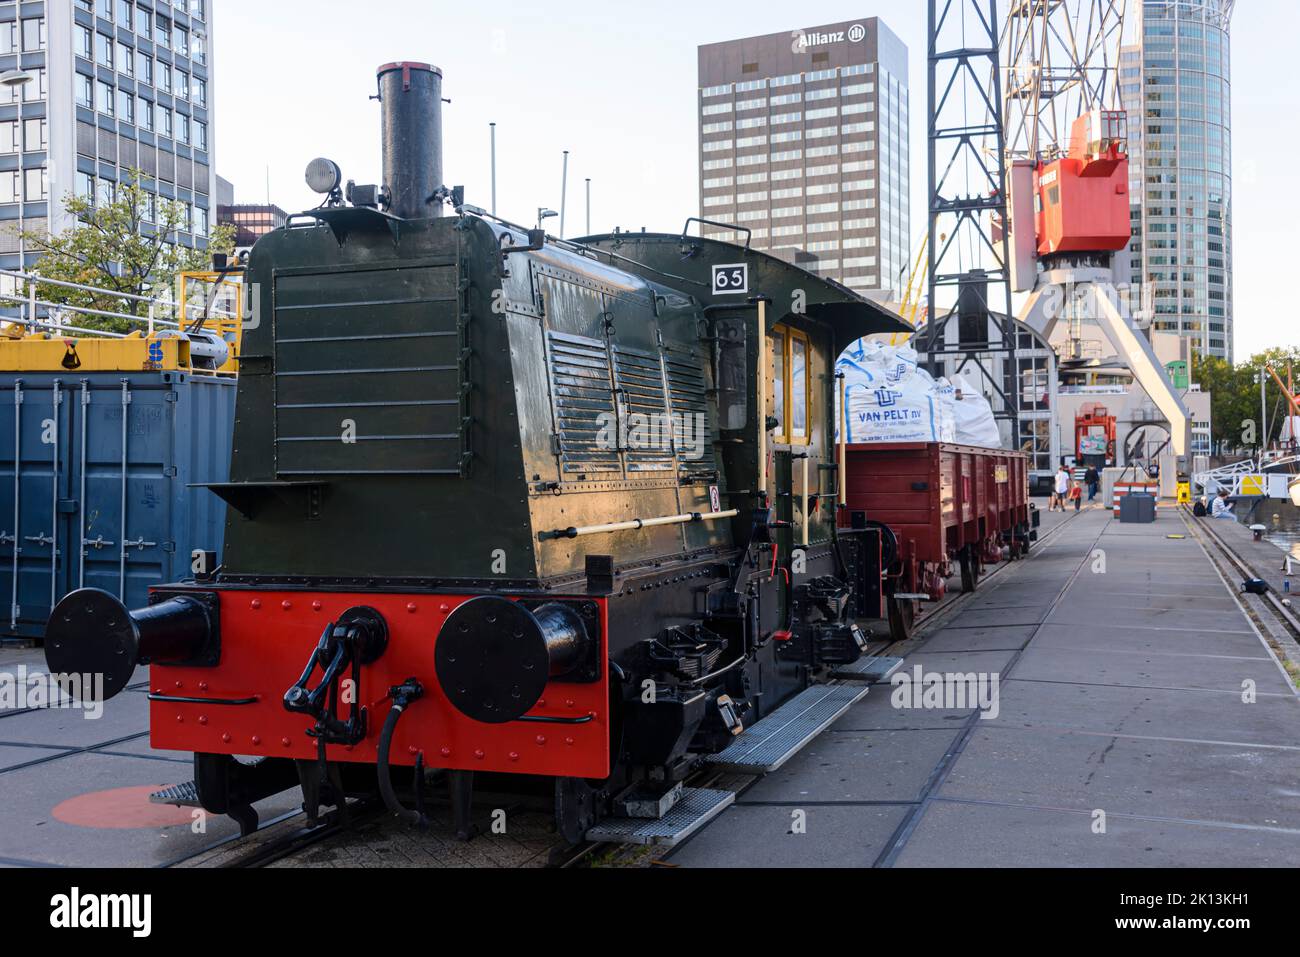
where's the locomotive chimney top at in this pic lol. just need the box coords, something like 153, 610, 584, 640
376, 61, 444, 220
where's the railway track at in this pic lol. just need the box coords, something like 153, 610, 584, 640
172, 505, 1079, 869
1180, 508, 1300, 672
872, 504, 1081, 658
161, 801, 382, 869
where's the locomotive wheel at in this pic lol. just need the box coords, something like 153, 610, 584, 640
887, 595, 917, 643
959, 548, 979, 593
555, 777, 600, 845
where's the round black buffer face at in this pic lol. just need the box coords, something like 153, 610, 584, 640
435, 597, 590, 725
44, 588, 214, 702
336, 605, 389, 664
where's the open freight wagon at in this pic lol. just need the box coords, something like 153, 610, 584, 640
842, 442, 1036, 640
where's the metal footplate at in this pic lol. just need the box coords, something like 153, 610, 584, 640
585, 788, 735, 847
704, 683, 868, 774
149, 781, 203, 808
831, 655, 905, 683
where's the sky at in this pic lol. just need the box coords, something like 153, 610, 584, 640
213, 0, 1297, 364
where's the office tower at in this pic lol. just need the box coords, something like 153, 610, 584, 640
1122, 0, 1235, 359
698, 18, 909, 297
0, 0, 216, 274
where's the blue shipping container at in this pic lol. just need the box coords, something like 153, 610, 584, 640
0, 371, 235, 640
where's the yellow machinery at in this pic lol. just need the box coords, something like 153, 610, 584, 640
890, 235, 930, 346
0, 270, 244, 374
177, 269, 245, 375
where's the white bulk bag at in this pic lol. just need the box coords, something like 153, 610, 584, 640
950, 375, 1003, 448
836, 341, 956, 444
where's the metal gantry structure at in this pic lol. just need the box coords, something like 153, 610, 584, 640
1002, 0, 1129, 355
1002, 0, 1129, 166
924, 0, 1020, 446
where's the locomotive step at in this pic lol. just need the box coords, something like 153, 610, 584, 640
703, 683, 868, 774
149, 780, 203, 809
614, 781, 685, 820
585, 787, 735, 847
830, 655, 905, 683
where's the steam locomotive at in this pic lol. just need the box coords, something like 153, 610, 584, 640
45, 61, 912, 842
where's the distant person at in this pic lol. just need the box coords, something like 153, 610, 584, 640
1084, 466, 1100, 503
1069, 481, 1083, 512
1052, 465, 1071, 512
1211, 490, 1236, 520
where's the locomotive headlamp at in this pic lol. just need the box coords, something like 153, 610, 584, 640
305, 157, 343, 195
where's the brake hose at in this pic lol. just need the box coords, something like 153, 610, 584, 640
377, 679, 427, 827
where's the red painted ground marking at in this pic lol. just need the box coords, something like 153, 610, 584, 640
52, 785, 198, 829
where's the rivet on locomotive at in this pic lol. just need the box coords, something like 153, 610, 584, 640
44, 62, 913, 842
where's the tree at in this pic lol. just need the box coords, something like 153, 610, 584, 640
1194, 352, 1255, 453
14, 170, 235, 333
1195, 346, 1300, 454
1243, 347, 1300, 449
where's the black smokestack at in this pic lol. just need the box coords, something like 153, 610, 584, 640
377, 62, 443, 219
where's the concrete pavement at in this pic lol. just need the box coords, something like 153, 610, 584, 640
668, 505, 1300, 868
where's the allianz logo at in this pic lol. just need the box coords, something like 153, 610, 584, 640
792, 24, 867, 49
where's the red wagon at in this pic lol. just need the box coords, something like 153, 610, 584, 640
841, 442, 1036, 640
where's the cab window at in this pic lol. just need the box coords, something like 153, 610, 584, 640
769, 327, 811, 446
770, 329, 786, 440
789, 331, 809, 442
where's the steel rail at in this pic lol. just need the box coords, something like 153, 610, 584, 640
1184, 508, 1300, 640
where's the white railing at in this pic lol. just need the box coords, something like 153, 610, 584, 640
1058, 385, 1129, 396
1194, 455, 1300, 499
0, 268, 239, 339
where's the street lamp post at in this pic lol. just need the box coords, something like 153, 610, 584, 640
559, 150, 569, 240
0, 70, 33, 272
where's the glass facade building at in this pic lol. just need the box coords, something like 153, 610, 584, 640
219, 202, 286, 249
697, 18, 909, 298
1122, 0, 1235, 360
0, 0, 216, 276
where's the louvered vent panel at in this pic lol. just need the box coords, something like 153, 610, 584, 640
613, 344, 674, 473
547, 331, 620, 474
273, 264, 463, 476
665, 351, 716, 473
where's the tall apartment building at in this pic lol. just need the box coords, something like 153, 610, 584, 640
1121, 0, 1235, 360
0, 0, 216, 274
697, 18, 909, 298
